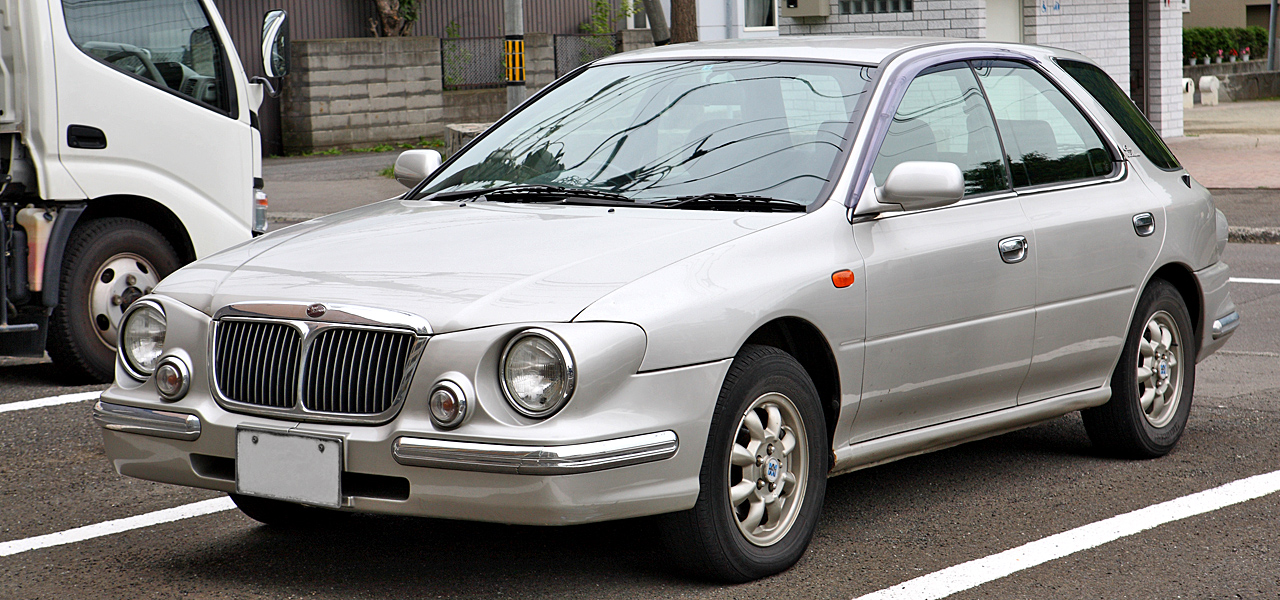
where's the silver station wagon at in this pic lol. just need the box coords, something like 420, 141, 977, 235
96, 37, 1238, 581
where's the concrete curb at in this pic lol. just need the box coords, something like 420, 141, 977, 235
1229, 226, 1280, 244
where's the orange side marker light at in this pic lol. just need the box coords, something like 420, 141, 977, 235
831, 270, 855, 288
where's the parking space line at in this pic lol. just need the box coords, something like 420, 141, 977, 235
0, 497, 235, 558
854, 468, 1280, 600
0, 391, 101, 414
1230, 277, 1280, 285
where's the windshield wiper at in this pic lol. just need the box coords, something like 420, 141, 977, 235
653, 193, 807, 212
421, 184, 634, 204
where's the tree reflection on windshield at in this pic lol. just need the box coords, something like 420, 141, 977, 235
421, 60, 872, 206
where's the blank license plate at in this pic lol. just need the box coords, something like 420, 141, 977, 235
236, 428, 342, 508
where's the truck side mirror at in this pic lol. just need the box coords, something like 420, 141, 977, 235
262, 10, 290, 78
394, 150, 443, 188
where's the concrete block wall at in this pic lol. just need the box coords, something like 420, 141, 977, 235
282, 37, 444, 153
282, 35, 558, 154
780, 0, 985, 38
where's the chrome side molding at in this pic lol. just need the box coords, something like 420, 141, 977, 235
1212, 311, 1240, 339
92, 401, 202, 441
393, 430, 679, 475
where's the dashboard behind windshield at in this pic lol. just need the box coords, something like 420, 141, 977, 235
417, 60, 873, 206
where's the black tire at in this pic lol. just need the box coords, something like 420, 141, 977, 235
230, 494, 347, 528
47, 218, 181, 383
1083, 279, 1196, 458
659, 344, 828, 582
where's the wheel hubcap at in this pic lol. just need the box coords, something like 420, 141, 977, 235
727, 392, 808, 547
1137, 310, 1183, 428
88, 253, 160, 350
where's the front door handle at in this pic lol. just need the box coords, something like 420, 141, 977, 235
67, 125, 107, 150
1133, 212, 1155, 237
998, 235, 1028, 264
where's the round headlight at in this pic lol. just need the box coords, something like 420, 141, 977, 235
500, 329, 575, 418
120, 302, 166, 376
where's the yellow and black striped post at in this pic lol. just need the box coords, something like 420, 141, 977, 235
505, 36, 526, 86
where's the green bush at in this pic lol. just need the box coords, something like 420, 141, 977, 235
1184, 26, 1269, 60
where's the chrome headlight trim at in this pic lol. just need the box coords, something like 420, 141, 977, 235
118, 299, 167, 381
499, 328, 576, 419
428, 379, 468, 429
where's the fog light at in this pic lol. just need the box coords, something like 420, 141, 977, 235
155, 357, 190, 401
428, 381, 467, 429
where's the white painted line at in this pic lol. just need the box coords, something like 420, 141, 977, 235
854, 468, 1280, 600
0, 497, 235, 558
1230, 277, 1280, 285
0, 391, 101, 414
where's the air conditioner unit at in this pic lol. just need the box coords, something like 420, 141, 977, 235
779, 0, 831, 17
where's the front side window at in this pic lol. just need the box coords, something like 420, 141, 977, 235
871, 62, 1009, 197
419, 60, 872, 207
974, 60, 1112, 188
61, 0, 232, 114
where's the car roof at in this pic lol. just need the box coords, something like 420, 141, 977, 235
595, 35, 1086, 67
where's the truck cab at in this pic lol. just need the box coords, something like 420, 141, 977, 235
0, 0, 288, 381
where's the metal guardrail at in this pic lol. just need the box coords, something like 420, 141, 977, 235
441, 36, 505, 90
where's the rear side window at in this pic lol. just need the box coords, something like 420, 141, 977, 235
973, 60, 1113, 188
1056, 59, 1181, 171
61, 0, 233, 114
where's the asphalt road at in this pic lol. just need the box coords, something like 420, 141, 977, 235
1, 243, 1278, 599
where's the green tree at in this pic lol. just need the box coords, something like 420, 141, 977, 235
371, 0, 419, 37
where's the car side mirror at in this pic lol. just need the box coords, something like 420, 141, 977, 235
261, 10, 290, 78
394, 150, 443, 188
876, 161, 965, 211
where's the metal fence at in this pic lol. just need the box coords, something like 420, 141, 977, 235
554, 34, 617, 78
441, 37, 506, 90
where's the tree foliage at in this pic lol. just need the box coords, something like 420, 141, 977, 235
371, 0, 419, 37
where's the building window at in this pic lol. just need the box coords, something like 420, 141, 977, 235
839, 0, 913, 14
745, 0, 777, 27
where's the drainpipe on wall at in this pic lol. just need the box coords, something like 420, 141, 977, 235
1269, 0, 1278, 71
726, 0, 735, 39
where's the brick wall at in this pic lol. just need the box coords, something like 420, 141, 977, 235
781, 0, 984, 37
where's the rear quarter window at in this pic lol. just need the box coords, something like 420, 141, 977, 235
1056, 59, 1181, 171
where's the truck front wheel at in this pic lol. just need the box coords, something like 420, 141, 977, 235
48, 218, 180, 383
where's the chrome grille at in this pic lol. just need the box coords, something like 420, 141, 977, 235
302, 328, 414, 415
214, 320, 301, 408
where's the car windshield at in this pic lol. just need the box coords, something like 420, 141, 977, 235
415, 60, 873, 207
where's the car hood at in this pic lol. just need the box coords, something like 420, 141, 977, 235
156, 198, 795, 332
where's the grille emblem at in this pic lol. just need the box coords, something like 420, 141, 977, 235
306, 303, 327, 318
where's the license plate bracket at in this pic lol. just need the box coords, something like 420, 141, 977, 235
236, 428, 342, 508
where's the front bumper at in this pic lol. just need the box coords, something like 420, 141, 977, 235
97, 356, 730, 526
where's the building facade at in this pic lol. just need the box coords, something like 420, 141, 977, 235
689, 0, 1184, 136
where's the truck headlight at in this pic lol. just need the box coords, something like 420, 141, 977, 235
500, 329, 575, 418
120, 301, 166, 378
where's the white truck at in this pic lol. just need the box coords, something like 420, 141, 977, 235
0, 0, 289, 381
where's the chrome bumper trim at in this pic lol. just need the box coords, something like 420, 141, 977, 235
392, 430, 679, 475
1212, 311, 1240, 339
92, 401, 202, 441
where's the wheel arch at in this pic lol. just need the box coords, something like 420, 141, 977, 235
78, 195, 197, 264
742, 317, 841, 454
1147, 262, 1202, 353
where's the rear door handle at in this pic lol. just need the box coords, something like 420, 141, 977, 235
1133, 212, 1155, 237
67, 125, 107, 150
998, 236, 1028, 264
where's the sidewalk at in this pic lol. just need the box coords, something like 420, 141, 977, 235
260, 101, 1280, 238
